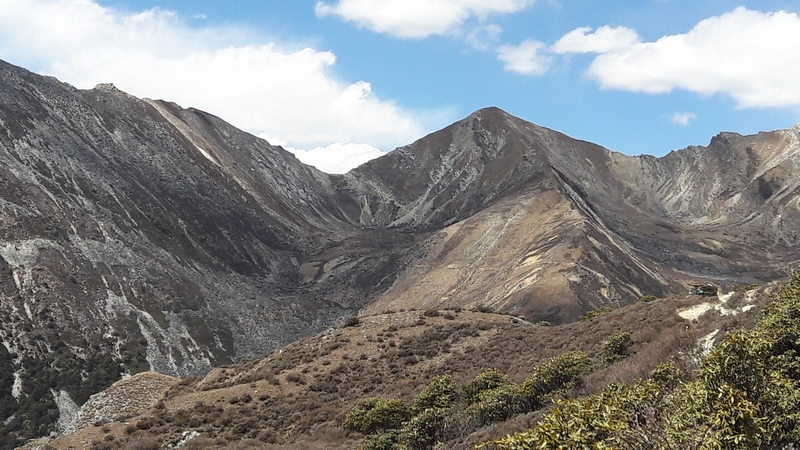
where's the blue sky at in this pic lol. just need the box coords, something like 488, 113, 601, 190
1, 1, 799, 172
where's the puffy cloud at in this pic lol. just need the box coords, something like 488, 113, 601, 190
552, 25, 640, 54
315, 0, 532, 39
497, 39, 551, 75
0, 0, 436, 163
277, 142, 386, 174
671, 112, 697, 126
585, 8, 800, 109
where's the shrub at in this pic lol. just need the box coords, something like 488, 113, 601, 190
482, 271, 800, 450
413, 375, 458, 413
462, 368, 510, 404
602, 331, 633, 364
396, 407, 447, 449
520, 351, 594, 410
343, 398, 412, 435
344, 316, 362, 327
484, 377, 672, 449
466, 384, 527, 426
646, 361, 684, 389
579, 307, 612, 322
639, 295, 658, 303
356, 429, 400, 450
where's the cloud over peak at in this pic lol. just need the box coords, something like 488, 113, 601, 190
498, 40, 550, 75
0, 0, 439, 172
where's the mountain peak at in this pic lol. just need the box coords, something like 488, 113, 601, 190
3, 60, 800, 447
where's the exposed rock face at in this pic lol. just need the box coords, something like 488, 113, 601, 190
0, 60, 798, 444
0, 60, 412, 444
353, 108, 800, 319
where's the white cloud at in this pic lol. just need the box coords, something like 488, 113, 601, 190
671, 112, 697, 126
276, 141, 386, 174
0, 0, 438, 161
497, 39, 551, 75
585, 7, 800, 109
315, 0, 532, 39
552, 25, 640, 54
465, 24, 503, 50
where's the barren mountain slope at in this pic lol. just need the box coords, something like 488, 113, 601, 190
0, 60, 417, 445
356, 108, 800, 319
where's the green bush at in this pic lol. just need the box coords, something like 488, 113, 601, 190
397, 407, 447, 449
413, 375, 458, 413
646, 361, 684, 389
462, 368, 510, 404
602, 331, 633, 364
639, 294, 658, 303
481, 271, 800, 450
343, 398, 412, 435
579, 307, 612, 322
356, 430, 401, 450
520, 351, 594, 410
467, 384, 527, 426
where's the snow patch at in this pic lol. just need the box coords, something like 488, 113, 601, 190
718, 291, 735, 303
679, 290, 760, 320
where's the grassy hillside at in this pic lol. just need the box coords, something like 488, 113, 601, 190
25, 275, 794, 449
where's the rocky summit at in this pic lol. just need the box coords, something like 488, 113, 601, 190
0, 58, 799, 445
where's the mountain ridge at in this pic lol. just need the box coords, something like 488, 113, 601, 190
1, 58, 799, 446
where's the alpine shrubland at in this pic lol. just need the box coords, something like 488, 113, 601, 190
484, 270, 800, 449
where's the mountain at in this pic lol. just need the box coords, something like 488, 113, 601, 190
0, 59, 416, 445
348, 107, 800, 319
0, 59, 799, 445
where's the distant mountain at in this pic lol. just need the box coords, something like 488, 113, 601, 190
347, 107, 799, 319
0, 59, 798, 445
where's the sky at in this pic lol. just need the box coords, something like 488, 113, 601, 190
1, 1, 800, 173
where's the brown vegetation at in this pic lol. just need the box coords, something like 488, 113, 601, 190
28, 287, 776, 449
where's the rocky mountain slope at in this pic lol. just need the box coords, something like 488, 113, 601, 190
0, 59, 414, 445
351, 108, 800, 319
0, 58, 798, 445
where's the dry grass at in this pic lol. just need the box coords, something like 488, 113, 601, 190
31, 287, 775, 449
